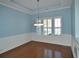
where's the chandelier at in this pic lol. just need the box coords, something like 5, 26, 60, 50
34, 0, 43, 26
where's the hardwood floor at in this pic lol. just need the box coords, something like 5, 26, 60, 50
0, 41, 73, 58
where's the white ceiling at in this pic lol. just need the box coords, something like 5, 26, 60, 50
13, 0, 72, 10
0, 0, 72, 14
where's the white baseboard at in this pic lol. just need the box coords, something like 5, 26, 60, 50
0, 33, 31, 54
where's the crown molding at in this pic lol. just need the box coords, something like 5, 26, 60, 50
32, 6, 71, 15
0, 0, 33, 15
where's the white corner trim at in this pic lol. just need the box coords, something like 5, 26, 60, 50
0, 33, 31, 54
0, 1, 32, 15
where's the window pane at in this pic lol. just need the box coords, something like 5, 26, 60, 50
48, 19, 52, 27
48, 28, 52, 35
55, 28, 61, 35
44, 28, 48, 35
43, 19, 47, 27
55, 17, 61, 27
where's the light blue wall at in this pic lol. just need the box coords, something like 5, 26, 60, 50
0, 5, 32, 38
75, 0, 79, 38
71, 0, 75, 36
0, 4, 72, 37
32, 8, 72, 34
71, 0, 79, 38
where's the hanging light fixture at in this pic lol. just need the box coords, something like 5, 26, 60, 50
34, 0, 43, 27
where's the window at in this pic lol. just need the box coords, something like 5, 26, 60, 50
35, 17, 62, 35
35, 18, 52, 35
43, 19, 52, 35
54, 17, 61, 35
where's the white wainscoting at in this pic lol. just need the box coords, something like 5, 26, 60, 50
71, 37, 76, 58
0, 33, 72, 54
31, 33, 72, 46
0, 33, 31, 54
71, 37, 79, 58
76, 38, 79, 58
